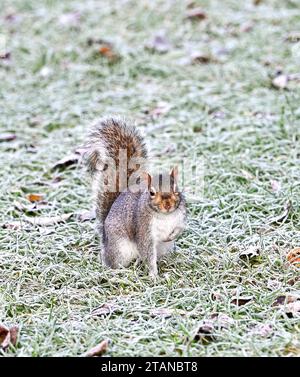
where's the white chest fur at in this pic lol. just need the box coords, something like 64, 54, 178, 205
151, 209, 186, 243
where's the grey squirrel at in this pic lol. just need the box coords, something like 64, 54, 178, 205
84, 117, 186, 278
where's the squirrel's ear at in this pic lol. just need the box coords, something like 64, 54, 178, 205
170, 166, 179, 192
142, 172, 152, 189
170, 166, 178, 180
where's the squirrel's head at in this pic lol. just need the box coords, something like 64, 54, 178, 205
143, 167, 181, 214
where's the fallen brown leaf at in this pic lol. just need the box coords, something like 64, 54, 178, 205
190, 51, 213, 64
194, 313, 234, 344
0, 324, 18, 350
0, 324, 9, 345
91, 303, 120, 318
285, 32, 300, 43
285, 301, 300, 317
8, 326, 18, 347
287, 276, 300, 286
272, 295, 300, 317
26, 193, 44, 203
14, 200, 50, 214
210, 313, 235, 329
85, 339, 109, 357
272, 295, 298, 307
98, 44, 120, 63
0, 133, 16, 142
287, 247, 300, 266
249, 323, 273, 338
0, 52, 11, 60
2, 213, 73, 229
77, 209, 96, 222
194, 320, 215, 344
239, 245, 260, 260
27, 213, 73, 226
267, 200, 291, 225
186, 7, 207, 21
231, 296, 253, 306
52, 153, 80, 170
150, 308, 175, 318
284, 346, 300, 356
211, 291, 223, 301
272, 74, 288, 89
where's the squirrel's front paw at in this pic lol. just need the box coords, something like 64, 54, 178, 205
149, 267, 158, 280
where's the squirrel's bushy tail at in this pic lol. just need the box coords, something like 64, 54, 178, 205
84, 117, 147, 222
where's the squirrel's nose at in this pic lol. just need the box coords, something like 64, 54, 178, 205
164, 202, 171, 210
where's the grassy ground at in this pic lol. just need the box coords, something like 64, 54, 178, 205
1, 0, 300, 357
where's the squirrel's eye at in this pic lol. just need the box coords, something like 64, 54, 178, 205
150, 188, 156, 197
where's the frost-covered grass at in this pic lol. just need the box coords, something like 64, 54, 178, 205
0, 0, 300, 356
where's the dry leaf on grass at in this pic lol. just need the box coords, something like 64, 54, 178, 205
267, 200, 291, 225
14, 200, 50, 214
0, 324, 19, 351
87, 37, 109, 46
0, 133, 16, 142
85, 339, 109, 357
0, 324, 9, 346
210, 313, 235, 329
194, 321, 215, 344
150, 307, 188, 318
2, 213, 73, 230
26, 213, 73, 226
287, 247, 300, 266
52, 153, 80, 170
190, 51, 213, 64
285, 32, 300, 43
272, 74, 288, 89
52, 153, 81, 170
285, 301, 300, 317
272, 295, 293, 306
287, 276, 300, 286
76, 209, 96, 222
272, 295, 300, 317
91, 303, 120, 318
239, 245, 260, 260
231, 296, 253, 306
249, 323, 273, 338
193, 313, 234, 344
186, 8, 207, 21
0, 52, 11, 60
98, 44, 120, 63
150, 308, 175, 318
274, 295, 299, 305
211, 291, 223, 301
26, 193, 44, 203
